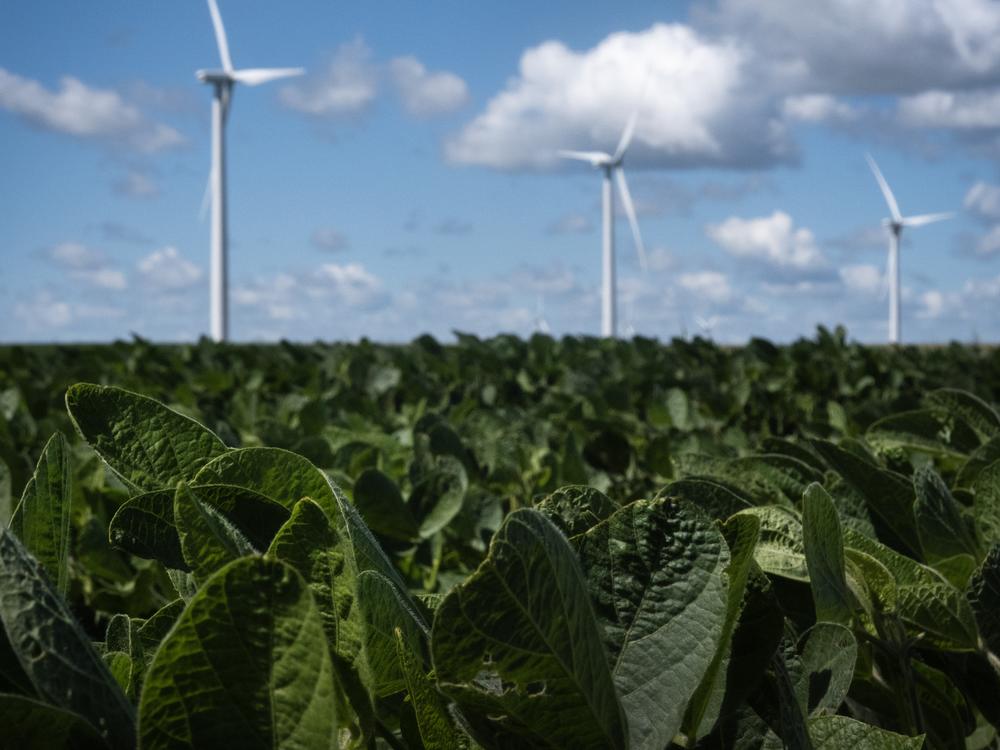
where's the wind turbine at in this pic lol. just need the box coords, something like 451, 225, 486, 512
865, 154, 953, 344
558, 111, 648, 338
197, 0, 303, 342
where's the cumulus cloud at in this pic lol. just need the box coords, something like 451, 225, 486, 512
546, 213, 593, 235
898, 88, 1000, 129
707, 211, 826, 270
782, 94, 858, 123
974, 225, 1000, 256
137, 247, 203, 290
389, 56, 469, 117
43, 242, 128, 290
678, 271, 732, 303
964, 181, 1000, 219
917, 289, 947, 319
14, 291, 73, 329
446, 24, 792, 170
839, 264, 884, 294
311, 227, 350, 252
313, 262, 386, 308
0, 68, 183, 152
704, 0, 1000, 94
280, 38, 378, 117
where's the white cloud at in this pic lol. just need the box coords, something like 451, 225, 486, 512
974, 225, 1000, 256
964, 181, 1000, 219
314, 262, 386, 308
14, 291, 72, 329
546, 213, 593, 235
897, 88, 1000, 128
446, 24, 791, 170
47, 242, 102, 269
917, 289, 947, 319
678, 271, 732, 303
280, 38, 378, 116
311, 227, 350, 252
706, 0, 1000, 94
707, 211, 826, 270
782, 94, 857, 123
77, 268, 127, 291
0, 68, 183, 152
839, 264, 884, 294
137, 247, 203, 290
113, 169, 159, 199
389, 57, 469, 117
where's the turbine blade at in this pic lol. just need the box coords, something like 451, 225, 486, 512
207, 0, 234, 72
901, 211, 955, 228
231, 67, 305, 86
613, 108, 639, 163
615, 167, 647, 271
557, 149, 610, 165
865, 153, 902, 222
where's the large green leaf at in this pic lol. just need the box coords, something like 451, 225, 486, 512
844, 530, 979, 651
109, 484, 288, 570
802, 484, 852, 625
683, 513, 761, 741
737, 505, 808, 581
193, 446, 338, 519
431, 508, 627, 750
394, 626, 470, 750
972, 459, 1000, 548
912, 466, 981, 563
534, 484, 618, 538
811, 439, 919, 554
924, 388, 1000, 443
968, 544, 1000, 656
656, 476, 752, 520
866, 409, 978, 458
0, 460, 11, 528
352, 468, 418, 541
138, 557, 338, 750
575, 496, 729, 750
0, 693, 109, 750
9, 432, 72, 596
791, 623, 856, 716
0, 529, 135, 750
174, 482, 256, 582
65, 383, 227, 491
808, 715, 924, 749
412, 454, 468, 539
956, 436, 1000, 489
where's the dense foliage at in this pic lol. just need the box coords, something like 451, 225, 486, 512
1, 329, 999, 748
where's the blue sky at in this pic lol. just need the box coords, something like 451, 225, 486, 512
2, 0, 999, 344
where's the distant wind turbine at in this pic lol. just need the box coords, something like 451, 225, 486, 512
558, 110, 648, 338
694, 315, 719, 340
534, 294, 551, 335
865, 154, 953, 344
197, 0, 303, 342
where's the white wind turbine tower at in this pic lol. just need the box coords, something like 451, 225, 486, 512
865, 154, 953, 344
558, 110, 648, 338
197, 0, 303, 342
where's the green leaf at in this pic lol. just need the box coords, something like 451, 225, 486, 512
0, 460, 12, 528
412, 455, 468, 539
656, 477, 753, 520
811, 439, 919, 554
109, 484, 289, 571
913, 466, 981, 564
972, 459, 1000, 548
683, 513, 761, 741
576, 496, 729, 750
431, 508, 627, 750
352, 468, 419, 541
792, 623, 856, 716
968, 544, 1000, 656
844, 529, 979, 651
136, 600, 184, 669
737, 505, 808, 581
866, 409, 978, 458
956, 436, 1000, 489
808, 715, 924, 749
356, 570, 429, 698
393, 626, 469, 750
9, 432, 72, 596
193, 446, 338, 519
534, 484, 618, 538
65, 383, 227, 491
0, 529, 134, 750
802, 484, 853, 625
925, 388, 1000, 443
138, 557, 338, 750
0, 693, 109, 750
174, 483, 256, 582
